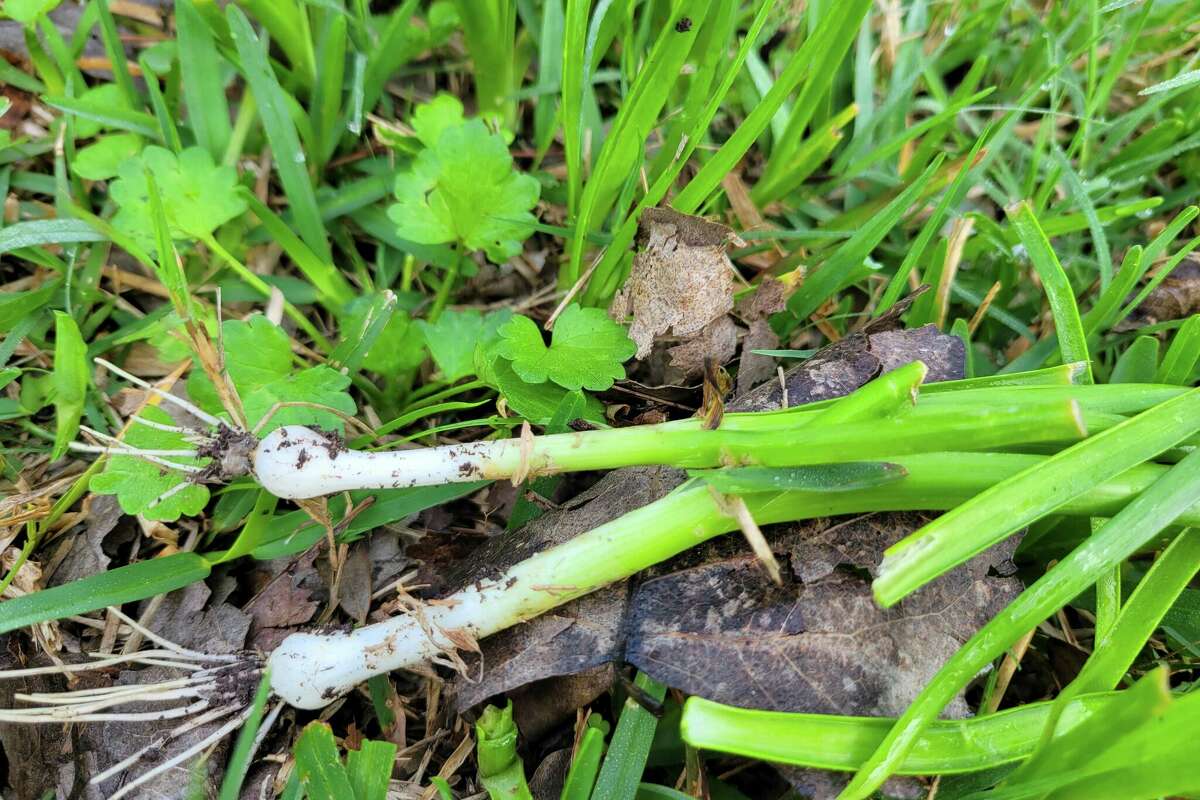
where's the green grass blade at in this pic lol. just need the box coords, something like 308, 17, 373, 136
239, 188, 354, 309
217, 669, 274, 800
1051, 145, 1111, 288
789, 156, 943, 321
360, 0, 420, 121
177, 0, 232, 160
578, 0, 777, 304
93, 0, 141, 110
673, 0, 872, 214
1074, 529, 1200, 694
679, 690, 1140, 774
591, 672, 667, 800
346, 740, 399, 800
559, 718, 609, 800
0, 552, 212, 633
293, 722, 355, 799
1007, 201, 1092, 382
1081, 245, 1143, 337
139, 57, 183, 152
1154, 314, 1200, 385
236, 0, 315, 87
50, 311, 86, 460
992, 669, 1188, 800
566, 0, 705, 285
921, 364, 1088, 392
311, 9, 347, 168
0, 219, 103, 255
560, 0, 590, 217
227, 5, 331, 263
843, 445, 1200, 799
836, 88, 993, 183
1110, 336, 1159, 384
875, 388, 1200, 607
1112, 235, 1200, 331
43, 96, 160, 139
451, 0, 518, 128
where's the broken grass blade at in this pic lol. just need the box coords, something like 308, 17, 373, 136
680, 691, 1130, 774
809, 360, 926, 426
874, 387, 1200, 608
842, 446, 1200, 800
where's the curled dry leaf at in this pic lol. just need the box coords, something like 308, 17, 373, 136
736, 275, 796, 394
610, 207, 744, 359
667, 315, 739, 379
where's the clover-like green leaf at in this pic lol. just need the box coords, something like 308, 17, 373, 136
387, 118, 539, 264
342, 298, 427, 377
411, 93, 466, 149
187, 315, 356, 432
110, 145, 246, 252
494, 304, 636, 391
90, 406, 210, 522
417, 308, 487, 381
72, 133, 141, 181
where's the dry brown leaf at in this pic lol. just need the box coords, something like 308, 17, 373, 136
666, 315, 739, 379
624, 512, 1020, 718
610, 207, 743, 359
735, 276, 796, 393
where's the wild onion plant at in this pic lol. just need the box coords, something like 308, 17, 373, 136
5, 363, 1198, 790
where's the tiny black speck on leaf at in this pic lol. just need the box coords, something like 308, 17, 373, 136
675, 17, 692, 32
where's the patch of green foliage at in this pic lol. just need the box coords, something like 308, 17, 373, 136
4, 0, 1200, 796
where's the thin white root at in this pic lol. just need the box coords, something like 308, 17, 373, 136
0, 648, 212, 678
248, 702, 283, 762
77, 426, 205, 473
94, 357, 224, 428
145, 479, 198, 508
129, 415, 194, 435
70, 441, 200, 458
106, 705, 253, 800
2, 612, 265, 795
0, 698, 212, 724
91, 703, 239, 785
106, 607, 240, 663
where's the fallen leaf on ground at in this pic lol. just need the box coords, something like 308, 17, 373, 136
610, 207, 743, 359
736, 275, 795, 393
667, 315, 739, 379
245, 548, 321, 651
338, 541, 374, 624
46, 493, 122, 586
142, 580, 250, 656
625, 512, 1020, 718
